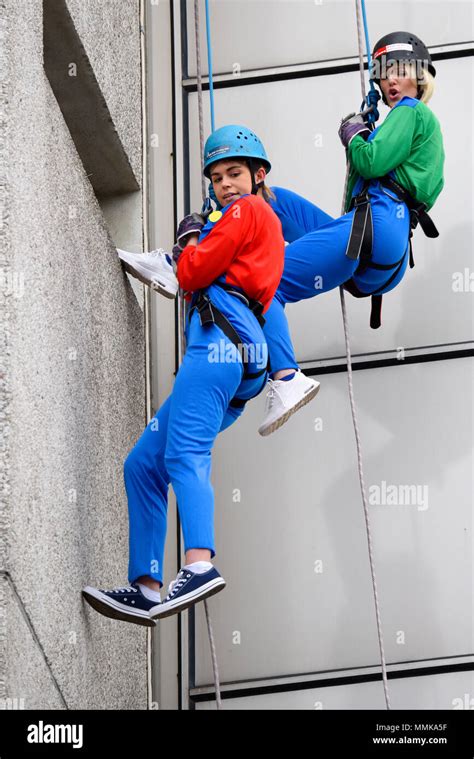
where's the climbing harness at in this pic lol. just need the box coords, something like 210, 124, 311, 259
188, 280, 268, 409
343, 174, 439, 328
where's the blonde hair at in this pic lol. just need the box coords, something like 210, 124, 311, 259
407, 62, 435, 104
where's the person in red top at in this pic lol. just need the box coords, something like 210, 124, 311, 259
177, 191, 282, 311
82, 126, 286, 626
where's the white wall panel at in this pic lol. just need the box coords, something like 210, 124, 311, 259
192, 357, 472, 685
186, 0, 472, 77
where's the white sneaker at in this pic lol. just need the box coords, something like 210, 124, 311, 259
258, 369, 320, 436
117, 247, 178, 299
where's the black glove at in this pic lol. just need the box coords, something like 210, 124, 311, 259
175, 212, 206, 250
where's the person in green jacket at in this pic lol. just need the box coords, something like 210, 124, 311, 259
256, 31, 445, 435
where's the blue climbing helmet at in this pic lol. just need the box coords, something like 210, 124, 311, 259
203, 125, 271, 209
203, 125, 271, 179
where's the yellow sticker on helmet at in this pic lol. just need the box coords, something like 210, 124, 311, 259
208, 210, 223, 223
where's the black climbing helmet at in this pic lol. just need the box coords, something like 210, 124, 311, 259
369, 31, 436, 85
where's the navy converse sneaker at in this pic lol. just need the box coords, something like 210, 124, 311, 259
82, 582, 161, 627
150, 566, 226, 620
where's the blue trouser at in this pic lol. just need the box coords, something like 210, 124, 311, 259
264, 183, 411, 372
123, 286, 267, 586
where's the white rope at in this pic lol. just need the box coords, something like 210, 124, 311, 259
355, 0, 367, 106
203, 596, 223, 710
336, 0, 391, 710
194, 0, 207, 199
190, 0, 223, 712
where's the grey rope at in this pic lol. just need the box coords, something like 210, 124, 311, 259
194, 0, 207, 199
355, 0, 367, 107
191, 0, 223, 712
203, 594, 222, 709
336, 0, 391, 710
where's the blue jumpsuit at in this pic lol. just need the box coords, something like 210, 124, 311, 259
123, 212, 273, 587
263, 128, 412, 373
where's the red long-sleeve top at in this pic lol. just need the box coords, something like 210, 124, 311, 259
177, 194, 285, 313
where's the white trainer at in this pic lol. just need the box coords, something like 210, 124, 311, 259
258, 369, 320, 436
117, 247, 178, 299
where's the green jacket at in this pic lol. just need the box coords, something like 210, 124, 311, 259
345, 97, 445, 213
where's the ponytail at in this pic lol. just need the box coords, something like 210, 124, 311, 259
261, 184, 276, 203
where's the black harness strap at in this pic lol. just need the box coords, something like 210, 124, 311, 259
211, 280, 266, 328
343, 176, 439, 329
227, 396, 247, 409
378, 176, 439, 239
188, 284, 268, 408
343, 250, 407, 328
345, 184, 373, 269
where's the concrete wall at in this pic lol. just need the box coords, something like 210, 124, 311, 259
1, 0, 148, 709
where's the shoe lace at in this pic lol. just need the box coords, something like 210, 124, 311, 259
264, 378, 284, 411
147, 248, 167, 259
167, 570, 188, 597
106, 585, 137, 594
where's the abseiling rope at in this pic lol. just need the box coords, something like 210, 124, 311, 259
336, 0, 391, 710
188, 0, 223, 712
